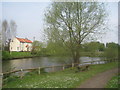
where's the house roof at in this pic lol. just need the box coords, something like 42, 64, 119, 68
16, 38, 32, 43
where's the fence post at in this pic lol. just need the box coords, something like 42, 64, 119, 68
72, 63, 74, 68
20, 69, 23, 79
63, 65, 65, 70
38, 67, 41, 75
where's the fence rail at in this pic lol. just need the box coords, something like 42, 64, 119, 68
2, 58, 118, 78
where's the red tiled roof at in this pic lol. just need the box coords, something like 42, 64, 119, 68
16, 38, 32, 43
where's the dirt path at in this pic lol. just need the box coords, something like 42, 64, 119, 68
79, 68, 118, 88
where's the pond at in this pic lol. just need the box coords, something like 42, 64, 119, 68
2, 56, 105, 73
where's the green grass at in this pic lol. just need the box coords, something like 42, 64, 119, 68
105, 74, 119, 88
2, 51, 35, 60
3, 62, 118, 88
10, 52, 33, 58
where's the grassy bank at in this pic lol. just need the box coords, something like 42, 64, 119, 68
80, 52, 104, 57
3, 62, 118, 88
2, 51, 37, 60
2, 51, 105, 60
105, 74, 119, 88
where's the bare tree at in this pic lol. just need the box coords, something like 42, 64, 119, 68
2, 20, 17, 52
2, 20, 8, 51
45, 2, 107, 64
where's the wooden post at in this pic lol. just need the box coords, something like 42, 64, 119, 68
63, 65, 65, 70
20, 69, 23, 79
72, 63, 74, 68
38, 67, 41, 75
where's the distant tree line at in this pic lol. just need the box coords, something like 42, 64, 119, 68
32, 40, 119, 59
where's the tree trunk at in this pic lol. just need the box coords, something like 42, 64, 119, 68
73, 48, 80, 66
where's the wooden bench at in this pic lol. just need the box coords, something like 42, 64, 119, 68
75, 65, 90, 73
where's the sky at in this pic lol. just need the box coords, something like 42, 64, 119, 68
0, 1, 118, 44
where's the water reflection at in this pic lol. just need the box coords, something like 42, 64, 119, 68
2, 57, 104, 73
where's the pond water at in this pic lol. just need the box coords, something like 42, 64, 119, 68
2, 56, 105, 73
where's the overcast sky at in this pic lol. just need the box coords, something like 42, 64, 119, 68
0, 1, 118, 44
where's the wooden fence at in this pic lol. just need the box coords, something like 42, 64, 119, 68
1, 58, 118, 78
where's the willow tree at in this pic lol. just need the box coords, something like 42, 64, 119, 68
44, 2, 107, 64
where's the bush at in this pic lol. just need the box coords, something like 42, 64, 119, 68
2, 51, 11, 60
106, 74, 119, 88
3, 75, 19, 85
104, 48, 118, 59
2, 51, 34, 60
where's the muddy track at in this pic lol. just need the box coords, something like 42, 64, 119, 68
78, 68, 118, 88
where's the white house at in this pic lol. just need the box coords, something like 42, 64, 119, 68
10, 37, 32, 52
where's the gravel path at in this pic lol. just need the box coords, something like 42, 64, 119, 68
79, 68, 118, 88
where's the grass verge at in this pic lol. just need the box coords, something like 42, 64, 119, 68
105, 74, 119, 88
3, 62, 118, 88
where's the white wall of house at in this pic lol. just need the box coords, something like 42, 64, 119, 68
10, 38, 21, 51
21, 43, 32, 51
10, 38, 32, 52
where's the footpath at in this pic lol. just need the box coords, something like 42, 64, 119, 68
79, 68, 118, 88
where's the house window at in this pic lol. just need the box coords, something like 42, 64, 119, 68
11, 47, 12, 50
17, 47, 19, 50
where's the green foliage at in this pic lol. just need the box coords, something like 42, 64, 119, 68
2, 51, 12, 60
106, 42, 119, 49
44, 42, 71, 56
106, 74, 119, 88
104, 42, 119, 59
80, 52, 104, 57
3, 62, 118, 88
2, 51, 33, 60
82, 42, 105, 52
10, 52, 33, 58
44, 2, 107, 63
3, 75, 19, 85
31, 40, 44, 55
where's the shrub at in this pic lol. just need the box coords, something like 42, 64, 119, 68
2, 51, 11, 60
106, 74, 119, 88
